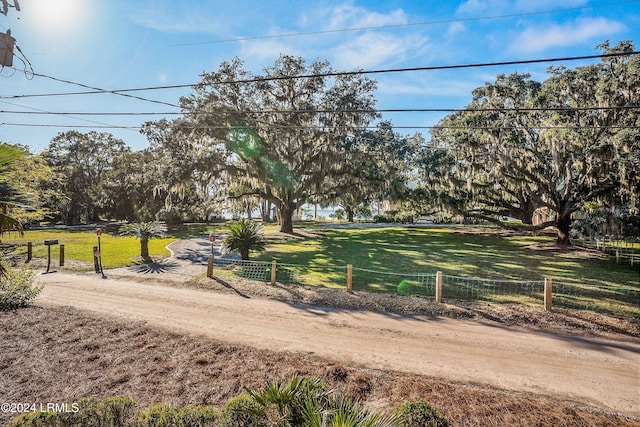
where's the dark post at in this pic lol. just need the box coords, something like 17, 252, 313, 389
43, 240, 59, 274
46, 244, 51, 273
96, 229, 106, 279
93, 246, 100, 273
59, 244, 65, 267
26, 242, 32, 263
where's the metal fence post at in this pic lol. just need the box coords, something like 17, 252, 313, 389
544, 278, 553, 311
435, 271, 443, 302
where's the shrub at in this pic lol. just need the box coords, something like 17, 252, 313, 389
218, 393, 267, 427
9, 396, 135, 427
393, 400, 448, 427
136, 403, 216, 427
222, 219, 266, 260
0, 262, 41, 310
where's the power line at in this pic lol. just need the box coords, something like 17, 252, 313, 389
172, 0, 640, 47
0, 100, 129, 130
1, 106, 639, 116
6, 68, 181, 108
2, 51, 638, 100
3, 122, 638, 131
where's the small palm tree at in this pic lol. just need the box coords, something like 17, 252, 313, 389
120, 221, 167, 259
222, 219, 266, 260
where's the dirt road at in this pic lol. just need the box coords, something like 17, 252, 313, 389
36, 272, 640, 416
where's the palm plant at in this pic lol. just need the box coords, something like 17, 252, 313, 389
233, 376, 397, 427
120, 221, 167, 259
222, 219, 266, 260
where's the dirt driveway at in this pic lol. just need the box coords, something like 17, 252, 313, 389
36, 270, 640, 416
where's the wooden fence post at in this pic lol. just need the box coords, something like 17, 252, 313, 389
26, 242, 32, 263
346, 264, 353, 293
544, 278, 553, 311
271, 259, 277, 285
207, 254, 214, 278
59, 244, 65, 267
435, 271, 443, 303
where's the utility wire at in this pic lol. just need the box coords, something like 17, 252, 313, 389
3, 122, 638, 131
2, 51, 638, 100
1, 106, 639, 116
172, 0, 640, 47
0, 100, 129, 130
8, 69, 181, 108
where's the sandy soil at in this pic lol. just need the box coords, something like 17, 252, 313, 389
35, 271, 640, 417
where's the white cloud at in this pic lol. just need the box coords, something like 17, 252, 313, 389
509, 17, 626, 53
458, 0, 588, 14
332, 33, 428, 69
378, 77, 479, 98
323, 4, 408, 31
239, 39, 300, 64
447, 22, 466, 37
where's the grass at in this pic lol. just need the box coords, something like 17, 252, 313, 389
252, 226, 640, 316
1, 229, 176, 269
257, 227, 639, 284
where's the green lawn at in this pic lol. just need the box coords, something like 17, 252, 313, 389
257, 227, 638, 285
2, 229, 176, 269
251, 226, 639, 316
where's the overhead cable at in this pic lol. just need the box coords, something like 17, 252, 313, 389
2, 50, 639, 100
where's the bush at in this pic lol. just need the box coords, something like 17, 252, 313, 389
393, 400, 448, 427
136, 403, 216, 427
0, 262, 41, 310
9, 396, 135, 427
217, 393, 268, 427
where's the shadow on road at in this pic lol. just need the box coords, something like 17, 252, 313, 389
210, 275, 251, 299
131, 260, 181, 274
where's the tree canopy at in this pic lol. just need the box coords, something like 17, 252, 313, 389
154, 54, 379, 233
425, 41, 639, 244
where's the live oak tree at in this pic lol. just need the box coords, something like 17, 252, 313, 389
429, 41, 639, 245
43, 131, 129, 224
175, 55, 378, 233
326, 121, 419, 222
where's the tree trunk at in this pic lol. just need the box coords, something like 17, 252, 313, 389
346, 206, 354, 222
140, 238, 150, 258
279, 203, 294, 234
555, 213, 572, 246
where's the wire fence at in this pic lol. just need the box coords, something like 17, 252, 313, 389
441, 275, 544, 303
212, 258, 639, 316
572, 237, 640, 266
552, 281, 640, 314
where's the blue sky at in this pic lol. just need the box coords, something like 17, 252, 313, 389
1, 0, 639, 152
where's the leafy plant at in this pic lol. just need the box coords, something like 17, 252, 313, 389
225, 376, 395, 427
120, 221, 168, 259
9, 396, 135, 427
218, 393, 267, 427
222, 219, 266, 260
136, 403, 216, 427
393, 400, 448, 427
0, 261, 40, 310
